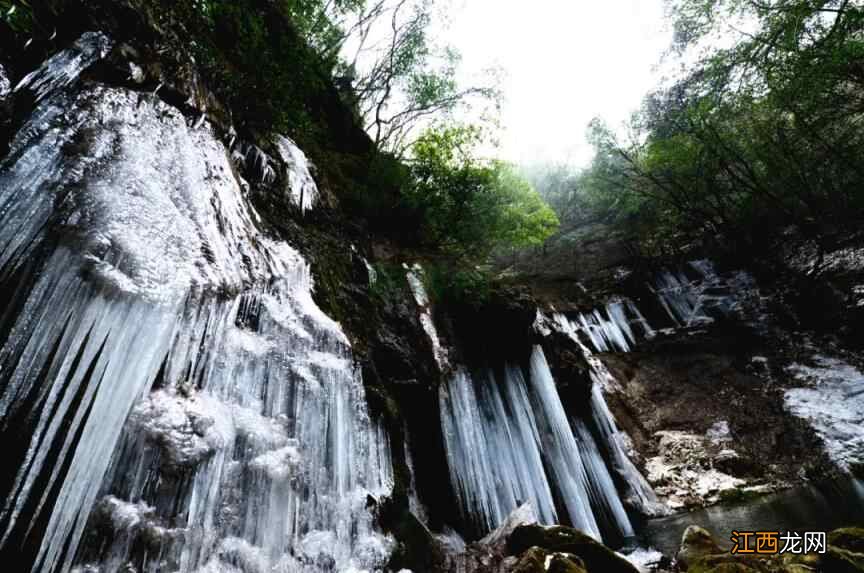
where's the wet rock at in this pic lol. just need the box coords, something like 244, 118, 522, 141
507, 524, 639, 573
481, 504, 539, 554
512, 546, 549, 573
829, 528, 864, 554
645, 430, 747, 509
492, 543, 589, 573
599, 324, 834, 509
821, 546, 864, 573
549, 553, 589, 573
685, 554, 768, 572
676, 526, 722, 571
674, 525, 864, 573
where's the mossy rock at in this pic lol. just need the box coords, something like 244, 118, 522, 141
677, 526, 723, 571
512, 547, 589, 573
673, 524, 864, 573
688, 562, 762, 573
686, 553, 775, 573
507, 525, 638, 573
829, 528, 864, 554
780, 552, 821, 572
512, 547, 549, 573
548, 553, 589, 573
821, 546, 864, 573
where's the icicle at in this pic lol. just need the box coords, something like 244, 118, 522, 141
274, 135, 319, 212
571, 418, 635, 538
0, 36, 394, 573
440, 346, 642, 541
650, 260, 755, 327
439, 367, 558, 533
547, 312, 665, 517
588, 385, 666, 517
526, 347, 606, 539
364, 258, 378, 286
560, 298, 652, 354
626, 299, 655, 339
406, 264, 450, 370
403, 428, 429, 524
0, 64, 10, 100
15, 32, 113, 101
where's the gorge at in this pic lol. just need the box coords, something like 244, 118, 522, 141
1, 2, 863, 573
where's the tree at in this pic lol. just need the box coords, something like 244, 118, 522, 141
404, 124, 559, 258
332, 0, 500, 154
192, 0, 500, 154
573, 0, 864, 254
520, 162, 586, 226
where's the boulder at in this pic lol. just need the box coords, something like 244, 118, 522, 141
676, 526, 723, 571
821, 546, 864, 573
548, 553, 589, 573
511, 546, 589, 573
511, 547, 548, 573
830, 528, 864, 555
672, 524, 864, 573
507, 524, 638, 573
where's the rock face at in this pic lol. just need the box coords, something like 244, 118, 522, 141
2, 5, 864, 573
599, 325, 837, 508
779, 236, 864, 345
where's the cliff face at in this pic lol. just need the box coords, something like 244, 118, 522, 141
1, 5, 863, 573
515, 220, 864, 504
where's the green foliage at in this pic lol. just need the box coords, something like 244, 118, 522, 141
280, 0, 364, 64
0, 1, 32, 32
424, 263, 494, 307
520, 162, 587, 225
404, 124, 559, 259
0, 0, 72, 36
186, 0, 331, 138
572, 0, 864, 254
368, 262, 410, 301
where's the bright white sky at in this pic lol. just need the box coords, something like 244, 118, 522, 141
440, 0, 673, 167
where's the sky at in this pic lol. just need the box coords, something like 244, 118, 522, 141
440, 0, 673, 167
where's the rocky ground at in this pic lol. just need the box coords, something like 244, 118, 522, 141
510, 215, 864, 515
599, 324, 838, 511
432, 503, 864, 573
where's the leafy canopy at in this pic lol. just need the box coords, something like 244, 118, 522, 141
546, 0, 864, 255
404, 125, 559, 259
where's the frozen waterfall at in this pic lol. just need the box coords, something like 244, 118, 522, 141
0, 33, 393, 573
550, 312, 665, 517
651, 260, 756, 328
439, 346, 635, 542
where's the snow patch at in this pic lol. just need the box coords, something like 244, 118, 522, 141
785, 355, 864, 471
646, 430, 745, 510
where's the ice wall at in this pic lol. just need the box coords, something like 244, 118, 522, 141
0, 33, 392, 573
651, 260, 755, 327
550, 312, 664, 517
439, 347, 635, 542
